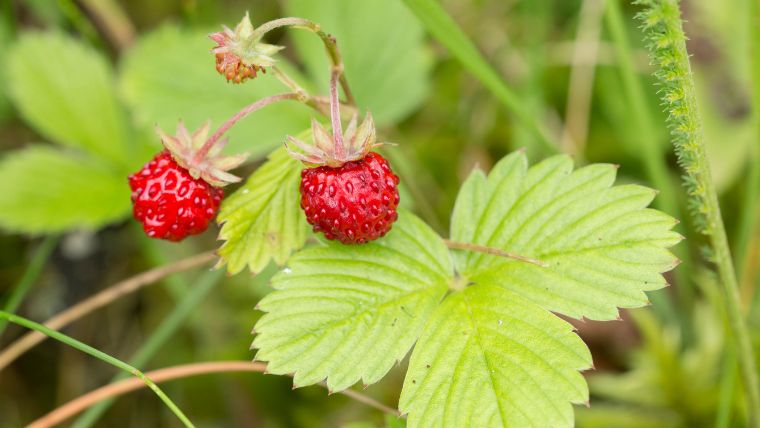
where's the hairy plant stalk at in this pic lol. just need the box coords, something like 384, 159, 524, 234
29, 361, 399, 428
194, 93, 300, 163
0, 251, 216, 371
329, 68, 345, 158
636, 0, 760, 424
0, 312, 194, 428
606, 0, 693, 324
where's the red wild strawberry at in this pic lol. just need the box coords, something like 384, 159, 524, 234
129, 122, 246, 241
129, 151, 223, 241
287, 111, 400, 244
300, 152, 399, 244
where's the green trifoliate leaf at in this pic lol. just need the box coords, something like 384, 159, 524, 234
451, 152, 682, 320
252, 211, 451, 391
216, 147, 308, 275
0, 146, 131, 233
7, 32, 130, 166
399, 283, 591, 428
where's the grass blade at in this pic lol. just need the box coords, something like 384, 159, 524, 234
0, 311, 195, 428
0, 236, 58, 338
72, 270, 222, 428
401, 0, 557, 153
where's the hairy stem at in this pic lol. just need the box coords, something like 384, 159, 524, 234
0, 251, 216, 371
637, 0, 760, 424
329, 68, 345, 159
606, 0, 692, 325
194, 93, 300, 163
443, 239, 548, 267
0, 236, 58, 339
252, 17, 356, 105
29, 361, 400, 427
0, 312, 194, 428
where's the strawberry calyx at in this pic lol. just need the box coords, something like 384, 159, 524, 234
285, 112, 382, 168
210, 12, 284, 83
157, 122, 247, 187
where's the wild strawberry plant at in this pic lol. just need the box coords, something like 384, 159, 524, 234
2, 1, 721, 426
117, 9, 682, 426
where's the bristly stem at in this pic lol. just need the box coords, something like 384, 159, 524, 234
606, 0, 692, 328
329, 68, 345, 159
252, 17, 356, 105
636, 0, 760, 425
0, 311, 195, 428
443, 239, 548, 267
194, 92, 300, 164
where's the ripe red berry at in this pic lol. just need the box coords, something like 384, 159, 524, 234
129, 151, 223, 241
300, 152, 399, 244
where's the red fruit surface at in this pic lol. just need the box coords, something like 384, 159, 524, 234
300, 152, 400, 244
129, 151, 223, 242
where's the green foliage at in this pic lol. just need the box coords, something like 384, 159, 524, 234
0, 32, 140, 234
216, 147, 308, 274
253, 152, 680, 426
452, 152, 682, 320
7, 32, 130, 166
400, 283, 590, 427
253, 212, 450, 391
285, 0, 432, 125
401, 0, 555, 153
0, 147, 130, 233
119, 25, 312, 158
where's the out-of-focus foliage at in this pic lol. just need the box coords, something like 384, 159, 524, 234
0, 0, 759, 427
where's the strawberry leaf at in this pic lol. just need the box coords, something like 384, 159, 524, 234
0, 146, 131, 233
451, 152, 682, 320
7, 32, 130, 167
252, 211, 451, 391
216, 147, 309, 274
253, 151, 681, 426
399, 283, 591, 427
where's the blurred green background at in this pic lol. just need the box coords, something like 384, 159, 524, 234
0, 0, 758, 427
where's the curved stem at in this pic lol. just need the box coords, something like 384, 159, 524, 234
28, 361, 400, 428
638, 1, 760, 424
443, 239, 548, 267
193, 93, 300, 163
270, 66, 309, 100
0, 312, 194, 428
251, 17, 356, 105
0, 251, 216, 372
72, 271, 222, 428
